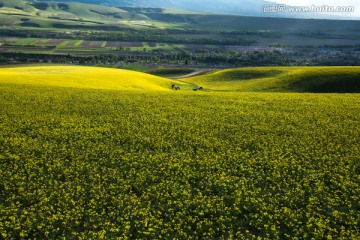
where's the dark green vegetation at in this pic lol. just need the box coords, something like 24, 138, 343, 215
183, 67, 360, 93
1, 81, 359, 238
1, 43, 359, 69
146, 68, 195, 77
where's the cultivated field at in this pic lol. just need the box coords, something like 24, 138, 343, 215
1, 0, 360, 55
106, 41, 144, 48
0, 66, 359, 238
0, 66, 176, 91
0, 38, 189, 54
80, 41, 104, 48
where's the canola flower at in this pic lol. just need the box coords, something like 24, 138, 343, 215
0, 67, 359, 239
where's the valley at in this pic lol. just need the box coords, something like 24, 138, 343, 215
1, 0, 360, 68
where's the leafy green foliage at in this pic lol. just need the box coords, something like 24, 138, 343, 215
0, 83, 359, 238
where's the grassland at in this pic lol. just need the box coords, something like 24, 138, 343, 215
1, 0, 360, 48
0, 66, 359, 239
183, 67, 360, 93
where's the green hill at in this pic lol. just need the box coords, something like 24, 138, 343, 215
0, 0, 216, 30
0, 0, 151, 29
1, 0, 360, 35
3, 66, 359, 93
183, 67, 360, 93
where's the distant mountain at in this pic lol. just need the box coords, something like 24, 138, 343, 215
3, 0, 359, 34
2, 0, 360, 48
34, 0, 324, 19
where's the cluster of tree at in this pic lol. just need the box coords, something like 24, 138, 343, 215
1, 49, 358, 67
0, 29, 256, 46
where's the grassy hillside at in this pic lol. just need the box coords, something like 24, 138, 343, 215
0, 65, 178, 91
1, 66, 359, 93
0, 0, 151, 29
183, 67, 360, 93
2, 66, 359, 93
0, 0, 360, 35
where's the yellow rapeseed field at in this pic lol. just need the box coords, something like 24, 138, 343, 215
0, 65, 359, 239
0, 65, 175, 91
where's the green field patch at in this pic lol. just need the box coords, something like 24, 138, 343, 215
2, 47, 56, 54
33, 39, 51, 45
210, 69, 284, 81
13, 37, 39, 45
184, 67, 360, 93
142, 42, 150, 48
0, 14, 18, 25
57, 40, 72, 48
74, 40, 83, 46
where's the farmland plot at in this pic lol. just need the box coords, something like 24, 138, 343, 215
0, 66, 359, 239
81, 40, 104, 48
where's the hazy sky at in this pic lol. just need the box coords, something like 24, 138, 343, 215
268, 0, 360, 18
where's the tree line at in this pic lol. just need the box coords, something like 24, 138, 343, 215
0, 29, 256, 46
1, 50, 358, 67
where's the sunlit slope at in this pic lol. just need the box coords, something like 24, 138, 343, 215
184, 67, 360, 93
0, 66, 174, 91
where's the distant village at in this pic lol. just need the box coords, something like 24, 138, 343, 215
0, 41, 359, 67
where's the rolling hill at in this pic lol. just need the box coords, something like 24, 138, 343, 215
1, 65, 359, 93
1, 0, 360, 34
36, 0, 360, 20
0, 0, 150, 28
0, 66, 177, 91
182, 67, 360, 93
35, 0, 276, 17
